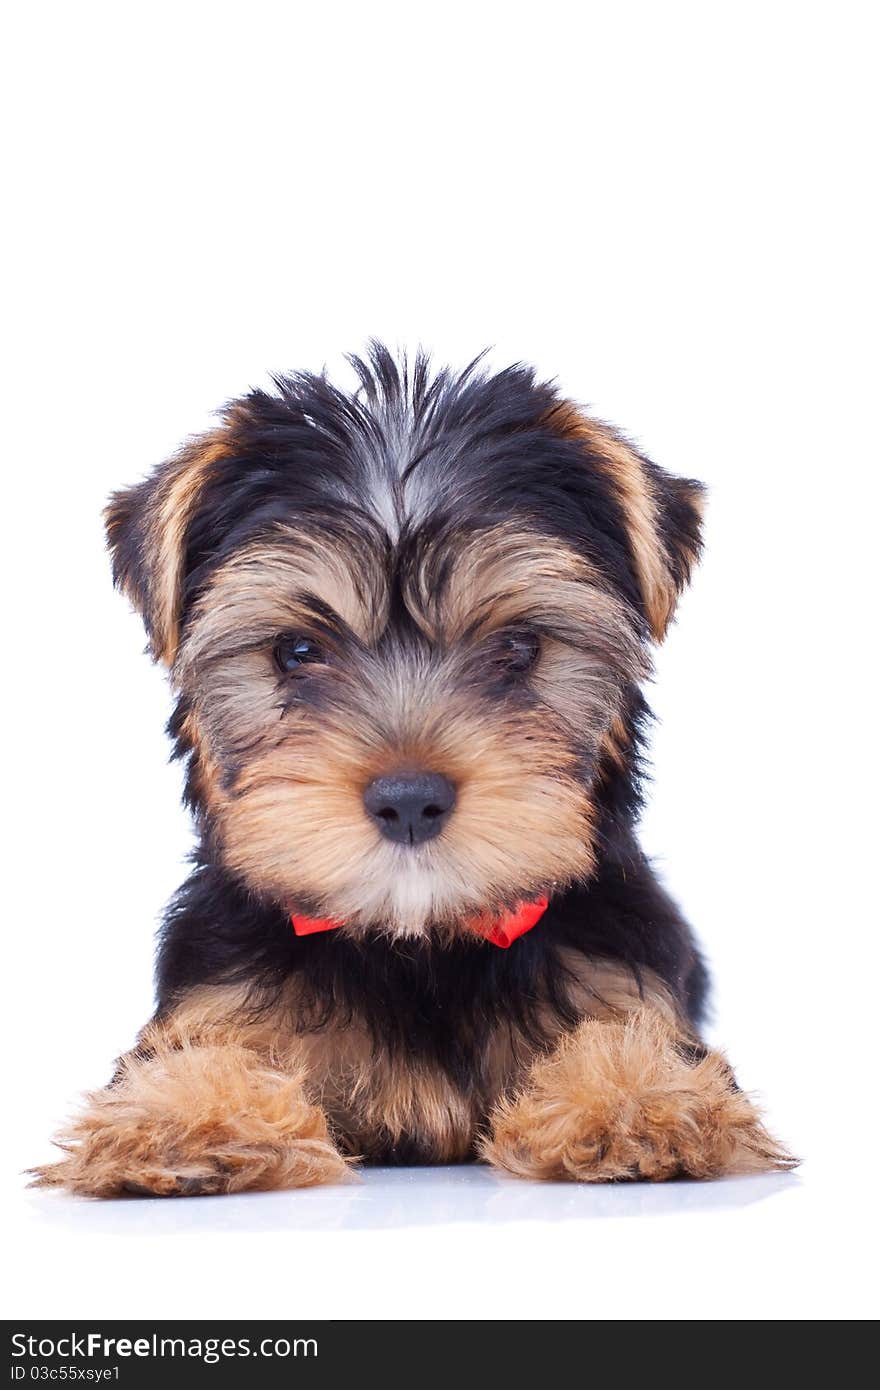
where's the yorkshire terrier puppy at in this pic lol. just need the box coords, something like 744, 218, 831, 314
35, 346, 793, 1196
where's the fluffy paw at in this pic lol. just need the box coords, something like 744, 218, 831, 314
31, 1042, 352, 1197
482, 1009, 796, 1182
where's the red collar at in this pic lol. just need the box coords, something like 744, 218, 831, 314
291, 896, 549, 949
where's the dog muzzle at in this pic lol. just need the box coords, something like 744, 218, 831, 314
291, 896, 549, 948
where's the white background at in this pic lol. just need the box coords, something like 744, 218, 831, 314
3, 1, 878, 1321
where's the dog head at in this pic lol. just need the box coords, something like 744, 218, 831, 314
107, 347, 703, 937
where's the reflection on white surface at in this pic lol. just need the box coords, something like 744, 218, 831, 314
28, 1164, 799, 1235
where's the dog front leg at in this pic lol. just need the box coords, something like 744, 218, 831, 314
31, 989, 351, 1197
482, 1007, 795, 1182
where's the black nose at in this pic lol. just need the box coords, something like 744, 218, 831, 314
363, 771, 457, 846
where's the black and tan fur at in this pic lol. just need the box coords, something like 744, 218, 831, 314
34, 346, 794, 1194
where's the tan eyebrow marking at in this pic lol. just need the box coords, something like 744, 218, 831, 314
176, 526, 390, 677
403, 523, 638, 652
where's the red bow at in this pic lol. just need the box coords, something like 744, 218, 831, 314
291, 896, 549, 948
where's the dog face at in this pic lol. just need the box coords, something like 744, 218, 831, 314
107, 348, 702, 937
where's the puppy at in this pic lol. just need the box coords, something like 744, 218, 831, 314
34, 346, 794, 1195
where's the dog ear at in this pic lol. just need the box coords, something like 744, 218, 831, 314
104, 431, 229, 665
553, 406, 705, 641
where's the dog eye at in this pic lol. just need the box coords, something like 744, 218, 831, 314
273, 636, 324, 673
496, 628, 541, 677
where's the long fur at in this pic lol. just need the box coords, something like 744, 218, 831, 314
33, 345, 794, 1193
